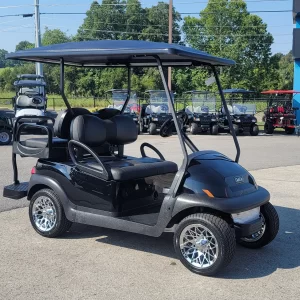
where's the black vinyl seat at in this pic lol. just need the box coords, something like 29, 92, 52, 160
70, 114, 178, 181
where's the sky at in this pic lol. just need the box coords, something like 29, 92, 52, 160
0, 0, 294, 54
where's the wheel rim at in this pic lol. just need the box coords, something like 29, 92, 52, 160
0, 132, 9, 143
179, 224, 219, 269
32, 196, 57, 232
240, 215, 266, 242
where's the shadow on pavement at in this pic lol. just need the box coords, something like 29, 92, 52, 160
64, 205, 300, 279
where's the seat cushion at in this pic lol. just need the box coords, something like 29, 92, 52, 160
86, 156, 178, 181
21, 137, 68, 148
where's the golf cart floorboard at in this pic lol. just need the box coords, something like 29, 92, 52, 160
3, 182, 28, 199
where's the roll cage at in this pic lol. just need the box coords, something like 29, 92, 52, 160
6, 40, 240, 191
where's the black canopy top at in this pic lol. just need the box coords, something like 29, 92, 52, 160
223, 88, 255, 94
6, 40, 235, 67
17, 74, 44, 80
14, 80, 46, 87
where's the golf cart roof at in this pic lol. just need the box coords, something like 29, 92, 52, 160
222, 89, 255, 94
105, 89, 135, 93
261, 90, 300, 95
17, 74, 44, 80
6, 40, 235, 67
13, 80, 46, 87
183, 90, 214, 95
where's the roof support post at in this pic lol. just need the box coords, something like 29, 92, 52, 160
60, 58, 73, 114
121, 67, 132, 114
212, 65, 240, 163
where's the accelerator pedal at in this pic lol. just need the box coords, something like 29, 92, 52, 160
3, 182, 28, 199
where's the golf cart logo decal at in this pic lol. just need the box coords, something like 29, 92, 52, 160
235, 176, 244, 184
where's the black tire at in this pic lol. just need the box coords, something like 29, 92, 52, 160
210, 124, 219, 135
29, 189, 72, 238
140, 121, 147, 133
231, 124, 239, 136
190, 122, 199, 135
174, 213, 236, 276
0, 129, 12, 145
148, 122, 157, 135
285, 127, 295, 135
238, 203, 279, 249
250, 124, 259, 136
264, 121, 274, 134
136, 124, 140, 135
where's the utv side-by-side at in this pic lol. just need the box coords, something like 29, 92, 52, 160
3, 40, 279, 276
139, 90, 173, 135
218, 89, 259, 136
261, 90, 299, 134
183, 91, 218, 135
105, 89, 140, 134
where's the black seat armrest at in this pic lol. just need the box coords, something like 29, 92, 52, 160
68, 140, 109, 180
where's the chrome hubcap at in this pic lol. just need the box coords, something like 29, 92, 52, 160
32, 196, 57, 232
0, 132, 9, 143
180, 224, 219, 269
241, 215, 266, 242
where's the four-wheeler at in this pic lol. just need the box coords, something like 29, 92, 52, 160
139, 90, 173, 135
183, 91, 218, 135
105, 89, 140, 133
218, 89, 259, 136
13, 74, 48, 127
0, 109, 14, 145
3, 40, 279, 276
261, 90, 299, 134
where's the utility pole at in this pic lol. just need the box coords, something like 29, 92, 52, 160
168, 0, 173, 91
34, 0, 43, 75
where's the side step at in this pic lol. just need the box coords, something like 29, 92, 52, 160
3, 182, 29, 200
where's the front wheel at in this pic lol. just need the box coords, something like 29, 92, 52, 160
264, 121, 274, 134
148, 122, 157, 135
285, 127, 295, 135
210, 124, 219, 135
174, 213, 236, 276
250, 124, 259, 136
29, 189, 72, 238
0, 129, 12, 145
238, 203, 279, 249
190, 122, 199, 135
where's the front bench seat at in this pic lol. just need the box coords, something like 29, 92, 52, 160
70, 114, 178, 181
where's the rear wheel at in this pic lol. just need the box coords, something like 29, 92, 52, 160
0, 129, 12, 145
285, 127, 295, 135
29, 189, 72, 238
250, 124, 259, 136
190, 123, 199, 135
238, 203, 279, 249
264, 121, 274, 134
210, 124, 219, 135
148, 122, 157, 135
174, 213, 236, 276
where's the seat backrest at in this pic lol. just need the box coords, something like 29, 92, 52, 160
54, 108, 91, 139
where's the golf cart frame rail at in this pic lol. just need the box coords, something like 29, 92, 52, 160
7, 41, 240, 191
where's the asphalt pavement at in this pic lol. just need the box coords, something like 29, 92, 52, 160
0, 134, 300, 299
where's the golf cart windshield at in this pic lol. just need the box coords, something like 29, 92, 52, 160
146, 90, 173, 114
232, 103, 256, 115
186, 92, 216, 114
108, 90, 137, 113
18, 85, 44, 96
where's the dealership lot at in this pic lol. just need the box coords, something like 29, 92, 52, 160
0, 134, 300, 300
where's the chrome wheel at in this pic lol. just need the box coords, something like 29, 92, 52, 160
0, 131, 9, 143
240, 215, 266, 243
32, 196, 57, 232
179, 224, 219, 269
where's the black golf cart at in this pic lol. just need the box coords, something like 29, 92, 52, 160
139, 90, 173, 135
105, 89, 140, 134
0, 109, 14, 145
218, 89, 259, 136
3, 40, 279, 276
183, 91, 218, 135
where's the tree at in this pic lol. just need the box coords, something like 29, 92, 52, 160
42, 27, 71, 46
15, 41, 34, 51
278, 51, 294, 90
182, 0, 274, 91
0, 49, 8, 68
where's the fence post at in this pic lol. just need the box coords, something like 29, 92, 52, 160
94, 97, 96, 108
53, 98, 55, 111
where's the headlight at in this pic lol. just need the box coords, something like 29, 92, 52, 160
194, 118, 200, 121
235, 119, 241, 123
252, 118, 257, 123
133, 118, 138, 121
211, 118, 216, 122
152, 118, 158, 121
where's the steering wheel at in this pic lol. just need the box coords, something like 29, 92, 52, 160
140, 142, 165, 161
160, 111, 189, 138
32, 97, 43, 105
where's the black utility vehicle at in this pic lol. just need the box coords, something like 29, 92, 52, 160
0, 109, 14, 145
218, 89, 259, 136
3, 40, 279, 276
105, 89, 140, 134
183, 91, 218, 135
139, 90, 173, 135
